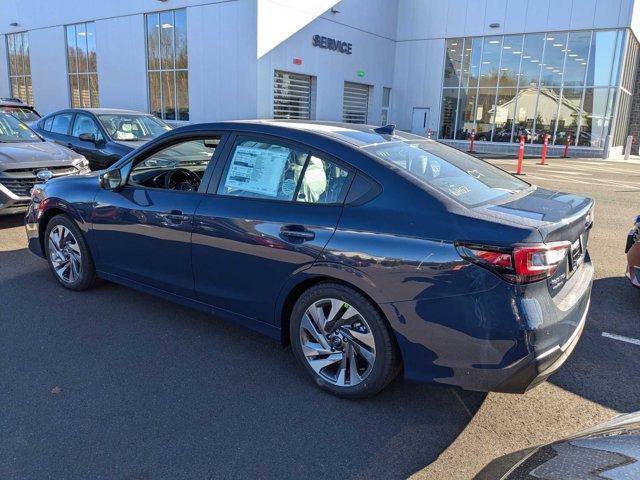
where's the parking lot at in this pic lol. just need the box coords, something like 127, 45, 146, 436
1, 157, 639, 480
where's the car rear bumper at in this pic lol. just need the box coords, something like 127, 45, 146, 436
381, 257, 593, 393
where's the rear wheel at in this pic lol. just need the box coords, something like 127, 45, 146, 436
290, 283, 400, 398
44, 214, 97, 291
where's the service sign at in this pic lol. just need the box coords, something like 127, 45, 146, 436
312, 35, 352, 55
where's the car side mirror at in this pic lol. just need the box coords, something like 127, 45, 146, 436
79, 132, 97, 143
99, 169, 123, 190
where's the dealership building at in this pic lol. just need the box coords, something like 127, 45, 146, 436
1, 0, 640, 157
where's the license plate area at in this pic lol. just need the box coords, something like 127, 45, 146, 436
568, 235, 584, 273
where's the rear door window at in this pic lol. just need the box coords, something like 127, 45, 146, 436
50, 113, 73, 135
364, 140, 529, 206
296, 156, 352, 204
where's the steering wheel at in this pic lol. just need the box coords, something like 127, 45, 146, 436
163, 168, 200, 191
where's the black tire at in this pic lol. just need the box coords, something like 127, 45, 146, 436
44, 214, 98, 291
290, 282, 401, 398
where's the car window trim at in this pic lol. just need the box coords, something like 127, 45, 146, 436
209, 131, 355, 206
123, 131, 231, 195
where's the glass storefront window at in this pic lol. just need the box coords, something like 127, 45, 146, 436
519, 34, 545, 87
479, 37, 502, 88
493, 88, 517, 142
587, 30, 620, 86
439, 28, 633, 148
6, 32, 34, 105
475, 88, 497, 140
498, 35, 523, 88
455, 88, 477, 139
540, 32, 567, 86
462, 37, 482, 89
554, 88, 583, 145
580, 88, 614, 147
563, 31, 591, 86
66, 22, 99, 108
513, 87, 537, 140
146, 9, 189, 121
439, 89, 458, 139
444, 38, 464, 88
533, 87, 560, 143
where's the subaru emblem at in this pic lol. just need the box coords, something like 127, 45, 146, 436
36, 169, 53, 182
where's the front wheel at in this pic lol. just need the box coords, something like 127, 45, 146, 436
44, 214, 98, 291
290, 283, 400, 398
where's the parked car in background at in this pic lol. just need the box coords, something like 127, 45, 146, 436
0, 112, 89, 216
626, 215, 640, 288
32, 108, 172, 170
26, 121, 594, 398
0, 97, 41, 124
476, 411, 640, 479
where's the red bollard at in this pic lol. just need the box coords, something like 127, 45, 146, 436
563, 134, 571, 158
468, 130, 476, 153
516, 134, 525, 175
538, 133, 549, 165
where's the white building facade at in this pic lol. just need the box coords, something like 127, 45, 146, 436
1, 0, 640, 157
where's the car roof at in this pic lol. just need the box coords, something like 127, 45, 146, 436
66, 108, 153, 116
181, 120, 427, 148
0, 99, 35, 109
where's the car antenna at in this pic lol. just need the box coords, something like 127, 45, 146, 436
374, 124, 395, 135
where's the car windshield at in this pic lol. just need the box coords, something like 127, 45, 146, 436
97, 114, 172, 141
0, 106, 40, 122
363, 140, 529, 207
0, 112, 41, 143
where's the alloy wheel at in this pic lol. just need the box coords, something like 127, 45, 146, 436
48, 225, 82, 283
299, 298, 376, 387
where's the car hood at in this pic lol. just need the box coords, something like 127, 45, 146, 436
112, 140, 149, 150
0, 141, 83, 170
476, 412, 640, 479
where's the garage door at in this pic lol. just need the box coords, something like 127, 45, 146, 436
273, 70, 312, 120
343, 81, 370, 124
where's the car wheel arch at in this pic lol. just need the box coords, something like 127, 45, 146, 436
38, 207, 68, 254
38, 204, 87, 255
277, 274, 400, 365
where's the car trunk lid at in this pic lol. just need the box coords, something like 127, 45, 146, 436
476, 187, 594, 293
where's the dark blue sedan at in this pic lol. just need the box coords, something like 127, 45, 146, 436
32, 108, 172, 170
25, 121, 594, 398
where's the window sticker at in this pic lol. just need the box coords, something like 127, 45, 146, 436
225, 145, 290, 197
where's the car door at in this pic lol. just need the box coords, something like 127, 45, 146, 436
192, 133, 354, 325
68, 113, 111, 169
91, 133, 226, 298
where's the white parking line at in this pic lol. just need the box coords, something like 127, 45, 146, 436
602, 332, 640, 346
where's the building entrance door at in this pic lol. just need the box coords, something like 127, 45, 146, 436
411, 108, 430, 136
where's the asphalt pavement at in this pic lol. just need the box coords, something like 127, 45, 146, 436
1, 157, 639, 479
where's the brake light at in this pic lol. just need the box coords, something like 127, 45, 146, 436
456, 242, 570, 283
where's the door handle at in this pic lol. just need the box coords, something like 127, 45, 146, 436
280, 225, 315, 241
161, 209, 190, 226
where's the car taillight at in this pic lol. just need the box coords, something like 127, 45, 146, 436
456, 242, 570, 284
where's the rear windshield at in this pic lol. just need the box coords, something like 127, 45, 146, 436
0, 106, 39, 122
363, 140, 529, 206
